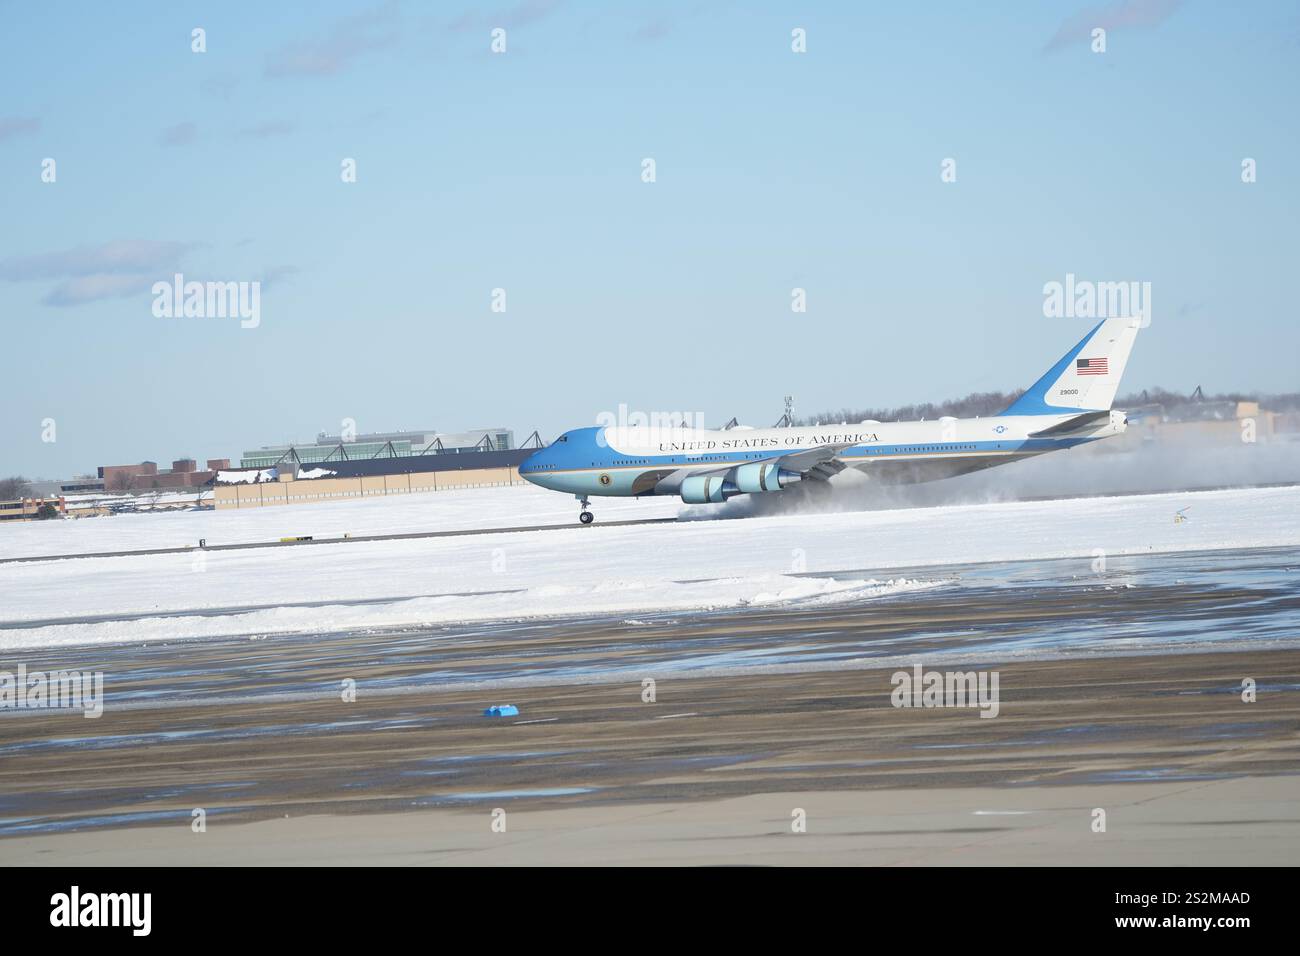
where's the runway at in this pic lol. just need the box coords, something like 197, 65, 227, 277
2, 545, 1298, 864
8, 775, 1294, 866
2, 647, 1297, 864
5, 479, 1297, 566
0, 516, 679, 566
3, 482, 1299, 865
5, 540, 1295, 637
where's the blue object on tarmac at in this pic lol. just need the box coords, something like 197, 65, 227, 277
483, 704, 519, 717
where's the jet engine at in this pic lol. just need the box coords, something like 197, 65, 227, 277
732, 461, 802, 493
680, 475, 739, 503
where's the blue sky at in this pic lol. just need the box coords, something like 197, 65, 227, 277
2, 0, 1297, 478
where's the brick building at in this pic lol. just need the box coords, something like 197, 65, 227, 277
98, 458, 230, 492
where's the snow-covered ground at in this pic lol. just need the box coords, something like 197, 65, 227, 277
58, 489, 213, 516
0, 484, 679, 559
2, 483, 1298, 650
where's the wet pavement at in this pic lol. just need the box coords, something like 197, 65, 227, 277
1, 546, 1297, 838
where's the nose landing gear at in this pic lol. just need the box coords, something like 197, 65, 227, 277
577, 495, 594, 525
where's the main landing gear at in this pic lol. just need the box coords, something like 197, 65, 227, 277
577, 495, 594, 525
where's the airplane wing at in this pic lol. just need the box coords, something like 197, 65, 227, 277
770, 442, 851, 481
651, 442, 851, 494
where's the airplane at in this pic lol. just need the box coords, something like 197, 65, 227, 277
520, 317, 1142, 524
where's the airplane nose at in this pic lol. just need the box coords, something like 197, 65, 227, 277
519, 447, 547, 479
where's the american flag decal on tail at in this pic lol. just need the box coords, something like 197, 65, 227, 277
1077, 357, 1108, 376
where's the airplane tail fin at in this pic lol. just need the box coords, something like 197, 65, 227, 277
1000, 318, 1141, 416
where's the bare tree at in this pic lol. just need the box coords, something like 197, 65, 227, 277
801, 387, 1300, 425
0, 476, 32, 500
799, 390, 1024, 425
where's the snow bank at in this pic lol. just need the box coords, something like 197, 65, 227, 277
2, 484, 1298, 650
1, 576, 939, 650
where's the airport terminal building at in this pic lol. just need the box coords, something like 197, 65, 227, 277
216, 427, 537, 510
239, 428, 515, 468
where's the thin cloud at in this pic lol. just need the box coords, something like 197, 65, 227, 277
239, 120, 297, 139
265, 2, 400, 77
159, 122, 197, 147
1045, 0, 1183, 52
631, 18, 672, 43
0, 116, 41, 142
258, 265, 300, 290
448, 0, 562, 32
42, 274, 152, 307
200, 72, 240, 99
0, 240, 200, 308
0, 240, 198, 280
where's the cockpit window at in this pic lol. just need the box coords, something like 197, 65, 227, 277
552, 435, 568, 444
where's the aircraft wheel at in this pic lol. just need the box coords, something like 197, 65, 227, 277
579, 511, 594, 525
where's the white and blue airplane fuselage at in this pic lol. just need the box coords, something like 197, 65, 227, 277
522, 318, 1141, 523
